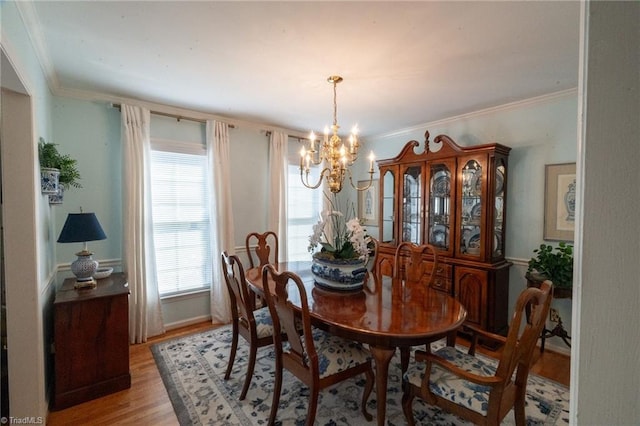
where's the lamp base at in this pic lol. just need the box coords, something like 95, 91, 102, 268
74, 278, 97, 289
71, 251, 99, 284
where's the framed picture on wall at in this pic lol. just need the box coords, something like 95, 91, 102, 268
358, 179, 379, 226
544, 163, 576, 241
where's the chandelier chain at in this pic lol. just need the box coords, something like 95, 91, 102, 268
333, 80, 338, 127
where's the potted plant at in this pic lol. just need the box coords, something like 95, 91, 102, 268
527, 242, 573, 296
38, 138, 82, 202
39, 138, 61, 194
307, 193, 373, 291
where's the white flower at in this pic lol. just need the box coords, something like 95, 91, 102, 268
307, 194, 372, 261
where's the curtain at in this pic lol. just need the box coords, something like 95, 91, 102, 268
267, 131, 288, 261
207, 120, 233, 323
121, 104, 165, 343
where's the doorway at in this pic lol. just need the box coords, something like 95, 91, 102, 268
1, 46, 45, 417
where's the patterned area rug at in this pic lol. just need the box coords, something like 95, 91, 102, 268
151, 325, 569, 425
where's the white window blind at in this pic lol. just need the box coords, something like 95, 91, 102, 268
286, 141, 323, 261
150, 139, 211, 296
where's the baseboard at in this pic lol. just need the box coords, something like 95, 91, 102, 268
539, 340, 571, 357
163, 315, 212, 331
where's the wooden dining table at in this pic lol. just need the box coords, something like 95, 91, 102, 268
245, 261, 467, 426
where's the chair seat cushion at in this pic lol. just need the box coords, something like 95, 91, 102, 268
404, 346, 496, 416
253, 306, 275, 339
296, 328, 371, 379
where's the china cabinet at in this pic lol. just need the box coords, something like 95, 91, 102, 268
376, 131, 511, 334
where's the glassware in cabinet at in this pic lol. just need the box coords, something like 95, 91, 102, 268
459, 158, 484, 258
381, 168, 396, 244
492, 159, 507, 259
428, 162, 453, 255
400, 164, 423, 244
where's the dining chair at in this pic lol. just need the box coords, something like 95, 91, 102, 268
394, 242, 439, 287
261, 264, 374, 426
402, 281, 553, 426
245, 231, 279, 269
221, 251, 277, 400
393, 242, 442, 372
364, 237, 379, 287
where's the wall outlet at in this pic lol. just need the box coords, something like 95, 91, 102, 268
549, 308, 560, 323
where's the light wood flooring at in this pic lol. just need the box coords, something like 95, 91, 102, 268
47, 321, 570, 425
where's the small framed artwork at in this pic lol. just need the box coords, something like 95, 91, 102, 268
544, 163, 576, 241
358, 179, 379, 226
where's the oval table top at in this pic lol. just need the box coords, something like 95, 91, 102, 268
245, 261, 467, 349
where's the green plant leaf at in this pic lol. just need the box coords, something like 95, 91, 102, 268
527, 242, 574, 288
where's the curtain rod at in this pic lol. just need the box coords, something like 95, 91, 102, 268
264, 131, 306, 142
112, 103, 235, 128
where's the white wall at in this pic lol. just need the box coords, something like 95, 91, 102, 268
572, 1, 640, 424
1, 1, 56, 418
52, 98, 122, 265
50, 100, 273, 329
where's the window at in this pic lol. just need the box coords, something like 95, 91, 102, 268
150, 139, 211, 296
286, 141, 323, 261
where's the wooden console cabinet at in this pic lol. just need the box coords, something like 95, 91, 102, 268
53, 273, 130, 410
376, 131, 512, 335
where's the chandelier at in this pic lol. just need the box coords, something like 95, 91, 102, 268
299, 75, 375, 193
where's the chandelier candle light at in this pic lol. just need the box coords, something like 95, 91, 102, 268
300, 75, 375, 193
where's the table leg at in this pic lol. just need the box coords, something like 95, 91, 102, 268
369, 345, 395, 426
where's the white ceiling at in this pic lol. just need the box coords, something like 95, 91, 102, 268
26, 1, 580, 138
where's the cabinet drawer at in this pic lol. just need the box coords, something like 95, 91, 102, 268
431, 263, 452, 292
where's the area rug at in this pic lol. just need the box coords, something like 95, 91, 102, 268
151, 325, 569, 425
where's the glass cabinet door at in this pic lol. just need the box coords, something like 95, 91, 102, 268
401, 165, 422, 244
492, 159, 506, 258
381, 168, 396, 244
460, 158, 483, 257
428, 162, 452, 253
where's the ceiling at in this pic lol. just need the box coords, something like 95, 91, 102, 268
25, 1, 580, 138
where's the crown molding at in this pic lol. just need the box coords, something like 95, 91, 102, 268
371, 88, 578, 141
14, 1, 60, 92
53, 85, 310, 139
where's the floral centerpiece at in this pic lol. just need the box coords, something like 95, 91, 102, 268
308, 194, 372, 291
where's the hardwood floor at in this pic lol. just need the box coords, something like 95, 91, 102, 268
46, 321, 570, 425
47, 322, 218, 426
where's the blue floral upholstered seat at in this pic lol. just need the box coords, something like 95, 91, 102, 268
252, 306, 275, 339
404, 345, 497, 416
291, 328, 372, 379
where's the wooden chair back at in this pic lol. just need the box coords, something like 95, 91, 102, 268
495, 280, 554, 386
245, 231, 279, 268
261, 264, 316, 379
394, 242, 439, 287
221, 251, 255, 328
221, 251, 277, 400
365, 237, 380, 286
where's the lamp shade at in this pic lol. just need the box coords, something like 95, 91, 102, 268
57, 213, 107, 243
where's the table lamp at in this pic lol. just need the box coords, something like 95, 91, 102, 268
57, 212, 107, 289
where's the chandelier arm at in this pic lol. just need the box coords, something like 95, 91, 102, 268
347, 168, 375, 192
310, 157, 323, 166
300, 168, 330, 190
